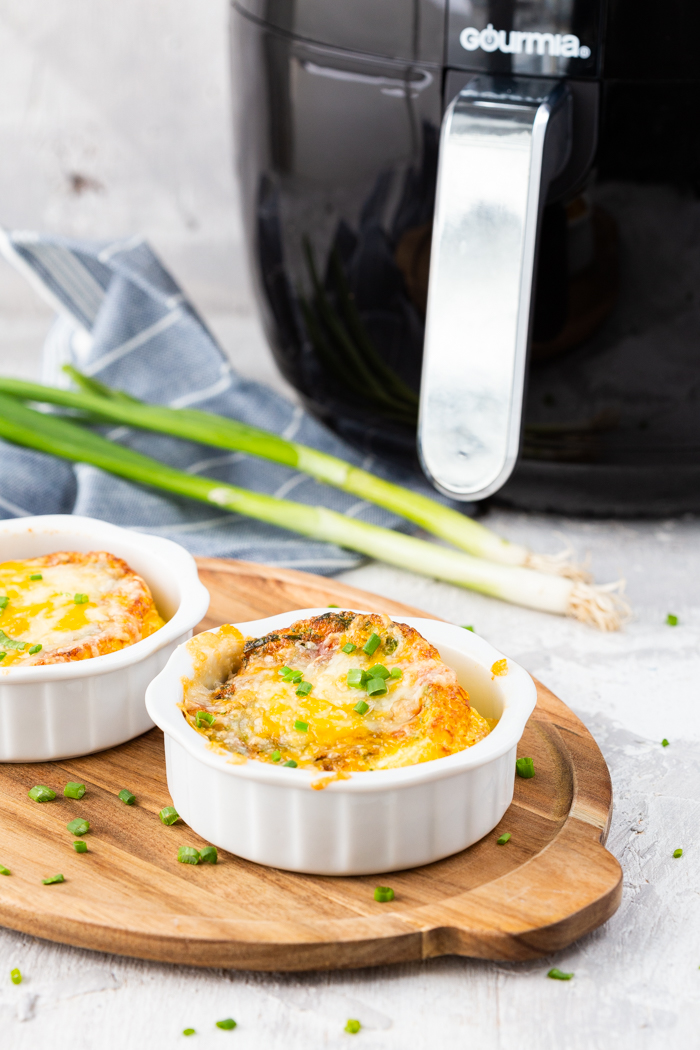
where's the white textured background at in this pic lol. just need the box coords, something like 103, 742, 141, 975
1, 3, 700, 1048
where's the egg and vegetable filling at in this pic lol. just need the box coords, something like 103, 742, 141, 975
181, 611, 493, 772
0, 551, 164, 666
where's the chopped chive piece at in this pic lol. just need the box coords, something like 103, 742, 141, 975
64, 781, 86, 799
294, 719, 309, 732
363, 632, 381, 656
159, 806, 180, 825
345, 1020, 361, 1034
296, 681, 312, 697
673, 848, 683, 858
28, 644, 42, 655
666, 613, 678, 626
497, 832, 511, 845
118, 788, 136, 805
10, 967, 21, 984
183, 1029, 195, 1036
0, 631, 26, 650
327, 604, 340, 608
28, 784, 56, 802
195, 710, 215, 728
0, 596, 8, 610
200, 846, 218, 864
368, 664, 390, 679
374, 885, 394, 902
30, 574, 42, 581
366, 677, 387, 697
662, 738, 670, 747
342, 642, 357, 654
0, 654, 5, 661
74, 593, 89, 604
278, 666, 292, 676
462, 624, 474, 632
0, 866, 10, 876
271, 751, 281, 762
283, 760, 298, 768
73, 840, 88, 853
547, 968, 573, 980
216, 1019, 237, 1030
354, 700, 369, 715
347, 668, 365, 688
177, 846, 200, 865
515, 757, 535, 779
42, 874, 65, 885
66, 818, 90, 836
389, 667, 403, 679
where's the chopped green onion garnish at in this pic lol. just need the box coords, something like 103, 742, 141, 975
0, 596, 8, 610
118, 789, 136, 805
547, 968, 573, 980
27, 644, 42, 655
159, 806, 180, 825
66, 818, 90, 836
30, 574, 42, 581
200, 846, 218, 864
515, 757, 535, 779
0, 631, 26, 650
183, 1029, 195, 1036
42, 874, 65, 885
283, 760, 298, 768
296, 681, 312, 697
666, 613, 678, 626
279, 666, 302, 682
294, 720, 309, 732
366, 678, 387, 697
327, 604, 339, 608
374, 886, 394, 902
28, 784, 56, 802
64, 782, 86, 799
195, 710, 215, 728
10, 967, 22, 984
0, 654, 5, 662
662, 738, 670, 747
0, 866, 10, 876
673, 848, 683, 858
462, 625, 474, 632
497, 833, 511, 845
354, 700, 369, 715
216, 1019, 237, 1030
278, 666, 292, 676
368, 664, 390, 679
178, 846, 200, 865
271, 751, 281, 762
345, 1020, 361, 1034
347, 668, 365, 688
363, 632, 381, 656
389, 667, 403, 679
73, 840, 88, 853
342, 642, 357, 654
74, 593, 89, 604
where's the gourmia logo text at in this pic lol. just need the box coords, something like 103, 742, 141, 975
460, 23, 591, 59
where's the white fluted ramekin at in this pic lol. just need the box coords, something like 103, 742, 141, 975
146, 608, 537, 875
0, 515, 210, 761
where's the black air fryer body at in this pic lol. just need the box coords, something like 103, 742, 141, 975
231, 1, 700, 514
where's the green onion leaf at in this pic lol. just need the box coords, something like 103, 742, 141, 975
354, 700, 369, 715
673, 848, 683, 858
327, 604, 339, 608
662, 738, 670, 747
42, 874, 65, 885
345, 1020, 361, 1034
497, 833, 511, 845
195, 710, 215, 728
66, 818, 90, 836
374, 886, 394, 902
0, 596, 8, 610
0, 630, 27, 651
278, 666, 292, 676
10, 968, 22, 984
294, 720, 309, 732
363, 633, 381, 656
666, 613, 678, 626
296, 681, 312, 697
73, 840, 88, 853
462, 624, 475, 632
28, 644, 42, 655
30, 574, 42, 581
271, 751, 281, 762
183, 1029, 195, 1036
515, 757, 535, 779
547, 968, 573, 980
177, 846, 200, 865
342, 642, 357, 654
368, 664, 390, 679
159, 806, 180, 826
216, 1019, 237, 1030
283, 760, 298, 768
74, 593, 89, 604
28, 784, 56, 802
64, 782, 86, 799
347, 669, 365, 689
0, 866, 10, 876
0, 654, 5, 662
200, 846, 218, 864
118, 789, 136, 805
282, 668, 303, 683
389, 667, 403, 679
366, 678, 387, 697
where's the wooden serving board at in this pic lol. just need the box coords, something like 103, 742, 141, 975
0, 558, 622, 971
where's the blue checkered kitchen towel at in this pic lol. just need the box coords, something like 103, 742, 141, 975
0, 231, 453, 574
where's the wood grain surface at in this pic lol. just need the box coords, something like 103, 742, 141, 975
0, 558, 622, 970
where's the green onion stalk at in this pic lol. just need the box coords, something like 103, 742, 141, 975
0, 370, 588, 580
0, 393, 627, 628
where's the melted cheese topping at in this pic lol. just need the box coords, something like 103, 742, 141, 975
181, 612, 494, 772
0, 551, 164, 666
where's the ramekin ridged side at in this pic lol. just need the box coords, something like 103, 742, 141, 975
0, 515, 210, 761
147, 609, 537, 875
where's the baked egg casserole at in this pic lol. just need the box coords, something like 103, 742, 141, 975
181, 611, 493, 771
0, 551, 164, 666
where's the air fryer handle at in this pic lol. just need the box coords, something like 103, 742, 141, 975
417, 77, 572, 501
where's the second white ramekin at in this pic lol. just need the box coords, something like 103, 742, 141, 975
0, 515, 210, 761
146, 609, 537, 875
